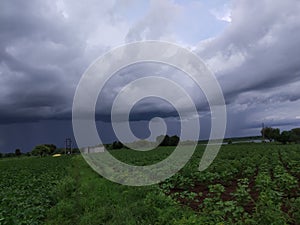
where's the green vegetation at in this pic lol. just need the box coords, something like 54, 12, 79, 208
31, 144, 57, 156
261, 127, 300, 144
159, 143, 300, 224
0, 156, 71, 225
106, 135, 180, 150
45, 156, 190, 225
156, 135, 180, 146
0, 144, 80, 158
1, 143, 299, 224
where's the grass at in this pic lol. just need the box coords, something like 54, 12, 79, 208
1, 143, 300, 224
45, 156, 192, 225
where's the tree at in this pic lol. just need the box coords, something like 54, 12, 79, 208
290, 132, 299, 143
112, 141, 123, 150
156, 135, 164, 145
261, 127, 280, 142
15, 149, 22, 156
53, 148, 63, 154
31, 145, 51, 156
156, 135, 170, 146
272, 128, 281, 142
291, 128, 300, 136
275, 128, 300, 144
156, 135, 180, 146
44, 144, 56, 154
278, 131, 292, 144
291, 128, 300, 143
4, 153, 15, 158
169, 135, 180, 146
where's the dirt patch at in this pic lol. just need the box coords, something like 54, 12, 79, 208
165, 173, 259, 214
245, 167, 259, 214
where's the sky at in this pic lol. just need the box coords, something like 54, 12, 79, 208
0, 0, 300, 152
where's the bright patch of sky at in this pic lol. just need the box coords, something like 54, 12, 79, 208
173, 0, 232, 44
113, 0, 150, 24
115, 0, 232, 45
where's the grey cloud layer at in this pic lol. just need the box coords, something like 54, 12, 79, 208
196, 0, 300, 129
0, 0, 299, 133
0, 0, 129, 124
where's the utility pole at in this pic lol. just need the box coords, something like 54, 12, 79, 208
65, 138, 72, 154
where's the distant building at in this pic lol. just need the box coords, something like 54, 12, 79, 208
82, 146, 105, 154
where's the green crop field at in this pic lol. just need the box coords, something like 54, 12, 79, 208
1, 143, 300, 225
0, 156, 71, 225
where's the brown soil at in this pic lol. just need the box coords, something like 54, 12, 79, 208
246, 166, 259, 214
165, 167, 260, 214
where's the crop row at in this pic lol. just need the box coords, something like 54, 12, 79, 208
160, 144, 300, 224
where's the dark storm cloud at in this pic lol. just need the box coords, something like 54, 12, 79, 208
1, 0, 300, 153
0, 0, 117, 125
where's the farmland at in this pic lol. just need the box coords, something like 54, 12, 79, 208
0, 156, 71, 225
1, 143, 300, 225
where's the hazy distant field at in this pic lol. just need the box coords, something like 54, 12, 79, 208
1, 143, 300, 225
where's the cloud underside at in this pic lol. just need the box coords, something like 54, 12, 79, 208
0, 0, 299, 133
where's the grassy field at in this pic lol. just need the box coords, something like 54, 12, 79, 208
1, 143, 300, 225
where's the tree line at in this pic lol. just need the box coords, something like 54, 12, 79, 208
2, 128, 299, 158
0, 144, 80, 158
261, 127, 300, 144
107, 135, 180, 150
